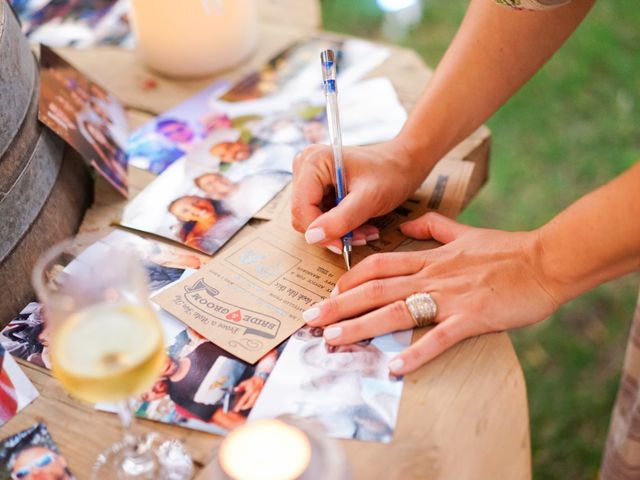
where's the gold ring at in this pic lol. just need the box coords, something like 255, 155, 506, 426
405, 292, 437, 328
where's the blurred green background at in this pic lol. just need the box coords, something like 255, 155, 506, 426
321, 0, 640, 477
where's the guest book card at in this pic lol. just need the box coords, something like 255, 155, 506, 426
153, 159, 474, 363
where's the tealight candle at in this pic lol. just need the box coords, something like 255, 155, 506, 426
219, 419, 312, 480
129, 0, 259, 79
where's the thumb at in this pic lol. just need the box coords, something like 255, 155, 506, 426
400, 212, 470, 244
304, 191, 373, 245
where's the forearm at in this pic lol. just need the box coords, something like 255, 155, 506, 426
538, 162, 640, 304
397, 0, 595, 171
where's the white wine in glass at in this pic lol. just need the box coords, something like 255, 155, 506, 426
51, 302, 166, 404
32, 235, 191, 479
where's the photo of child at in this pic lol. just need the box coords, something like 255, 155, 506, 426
38, 46, 129, 196
0, 423, 75, 480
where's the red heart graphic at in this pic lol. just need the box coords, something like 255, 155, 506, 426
226, 310, 242, 322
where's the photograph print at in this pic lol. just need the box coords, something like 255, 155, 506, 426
39, 45, 129, 196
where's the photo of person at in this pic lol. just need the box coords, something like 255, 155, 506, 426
219, 37, 389, 104
127, 37, 390, 175
166, 195, 230, 253
38, 45, 129, 197
127, 80, 232, 174
0, 230, 208, 368
121, 325, 284, 435
11, 0, 132, 48
0, 423, 75, 480
0, 345, 39, 427
122, 129, 293, 255
248, 326, 411, 443
0, 304, 51, 370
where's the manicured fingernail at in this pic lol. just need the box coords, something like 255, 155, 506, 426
305, 228, 326, 244
327, 245, 341, 255
323, 326, 342, 340
388, 357, 404, 373
366, 233, 380, 242
353, 238, 367, 246
330, 285, 339, 298
302, 307, 320, 323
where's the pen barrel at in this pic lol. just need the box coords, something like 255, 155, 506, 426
325, 94, 348, 202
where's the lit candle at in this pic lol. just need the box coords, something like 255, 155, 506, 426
129, 0, 259, 79
219, 419, 312, 480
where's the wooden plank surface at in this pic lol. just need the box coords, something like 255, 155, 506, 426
3, 0, 530, 478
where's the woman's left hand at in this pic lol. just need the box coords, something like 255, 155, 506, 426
302, 212, 562, 375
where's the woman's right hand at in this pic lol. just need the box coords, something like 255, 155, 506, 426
291, 139, 429, 252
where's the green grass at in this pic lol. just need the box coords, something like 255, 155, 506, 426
322, 0, 640, 477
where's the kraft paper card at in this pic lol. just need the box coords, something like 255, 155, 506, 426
152, 224, 345, 364
153, 158, 474, 363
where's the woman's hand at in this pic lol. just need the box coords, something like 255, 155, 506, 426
302, 212, 562, 375
291, 139, 430, 252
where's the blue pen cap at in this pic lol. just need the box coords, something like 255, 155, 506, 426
320, 49, 337, 93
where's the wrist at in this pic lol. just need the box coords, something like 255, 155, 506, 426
391, 130, 439, 178
533, 223, 584, 306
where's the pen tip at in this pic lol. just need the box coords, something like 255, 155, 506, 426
342, 244, 351, 271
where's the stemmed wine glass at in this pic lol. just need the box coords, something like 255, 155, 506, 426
32, 235, 192, 479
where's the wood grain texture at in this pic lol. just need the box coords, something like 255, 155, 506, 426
2, 0, 530, 478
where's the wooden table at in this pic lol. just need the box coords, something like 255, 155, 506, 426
4, 1, 531, 478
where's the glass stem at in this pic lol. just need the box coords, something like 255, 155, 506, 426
116, 399, 136, 445
115, 399, 159, 478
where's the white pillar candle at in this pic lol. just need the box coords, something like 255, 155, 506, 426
130, 0, 258, 79
219, 419, 312, 480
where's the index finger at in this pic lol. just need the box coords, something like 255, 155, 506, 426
290, 146, 332, 233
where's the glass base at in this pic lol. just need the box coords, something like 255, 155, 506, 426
92, 434, 192, 480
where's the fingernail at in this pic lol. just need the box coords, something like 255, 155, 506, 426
305, 228, 326, 244
327, 245, 342, 255
323, 326, 342, 340
388, 357, 404, 373
330, 285, 339, 298
352, 238, 367, 247
366, 233, 380, 242
302, 307, 320, 323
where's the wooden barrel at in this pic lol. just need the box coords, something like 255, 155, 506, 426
0, 0, 93, 325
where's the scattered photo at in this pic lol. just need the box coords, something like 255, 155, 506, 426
219, 37, 388, 104
0, 423, 75, 480
10, 0, 133, 48
0, 230, 208, 369
127, 37, 393, 174
249, 326, 412, 443
98, 314, 286, 436
122, 129, 293, 254
0, 344, 39, 427
127, 80, 232, 174
39, 45, 129, 197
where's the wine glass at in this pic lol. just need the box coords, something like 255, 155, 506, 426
32, 235, 192, 479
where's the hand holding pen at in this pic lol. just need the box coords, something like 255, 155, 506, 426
291, 58, 422, 261
320, 49, 353, 270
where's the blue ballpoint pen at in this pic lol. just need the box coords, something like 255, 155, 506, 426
320, 49, 352, 270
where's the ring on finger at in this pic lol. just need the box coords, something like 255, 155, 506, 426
405, 292, 438, 328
